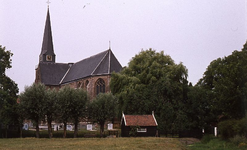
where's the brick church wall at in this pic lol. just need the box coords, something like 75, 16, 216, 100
61, 75, 111, 100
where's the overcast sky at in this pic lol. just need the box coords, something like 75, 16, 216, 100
1, 0, 246, 93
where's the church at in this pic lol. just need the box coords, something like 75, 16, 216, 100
35, 7, 122, 99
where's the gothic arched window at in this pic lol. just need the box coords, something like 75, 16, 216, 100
96, 78, 105, 95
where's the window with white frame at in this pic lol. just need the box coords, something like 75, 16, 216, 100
137, 128, 147, 132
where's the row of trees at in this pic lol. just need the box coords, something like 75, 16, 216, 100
110, 43, 247, 135
18, 83, 117, 138
1, 41, 247, 138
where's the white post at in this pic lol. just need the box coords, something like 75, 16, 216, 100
214, 127, 217, 137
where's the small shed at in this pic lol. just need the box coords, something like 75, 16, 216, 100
121, 112, 158, 137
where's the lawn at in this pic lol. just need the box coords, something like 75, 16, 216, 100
0, 137, 187, 150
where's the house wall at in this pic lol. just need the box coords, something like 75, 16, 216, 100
121, 120, 157, 137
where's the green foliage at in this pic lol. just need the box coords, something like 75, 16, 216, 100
19, 83, 47, 138
189, 138, 240, 150
19, 85, 89, 138
43, 88, 57, 138
110, 49, 189, 133
70, 88, 89, 138
0, 45, 19, 138
0, 45, 13, 75
201, 134, 216, 144
230, 135, 247, 146
89, 93, 117, 136
185, 86, 214, 129
198, 41, 247, 120
56, 86, 75, 138
218, 118, 247, 140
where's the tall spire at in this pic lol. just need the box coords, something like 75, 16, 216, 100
39, 7, 55, 63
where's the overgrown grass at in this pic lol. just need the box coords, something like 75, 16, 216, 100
0, 137, 186, 150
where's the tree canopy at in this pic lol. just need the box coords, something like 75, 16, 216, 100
89, 93, 117, 137
0, 45, 19, 138
19, 83, 47, 138
110, 49, 189, 133
198, 41, 247, 120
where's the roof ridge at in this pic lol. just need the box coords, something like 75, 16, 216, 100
91, 50, 109, 75
108, 49, 111, 74
59, 65, 72, 84
73, 49, 109, 65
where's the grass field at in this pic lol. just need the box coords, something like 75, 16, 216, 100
0, 137, 188, 150
0, 137, 245, 150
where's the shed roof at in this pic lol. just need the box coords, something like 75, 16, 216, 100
122, 113, 158, 126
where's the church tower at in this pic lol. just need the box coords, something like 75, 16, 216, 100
39, 7, 56, 63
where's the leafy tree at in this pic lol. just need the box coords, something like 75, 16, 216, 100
89, 93, 117, 137
110, 49, 189, 134
43, 88, 57, 138
19, 83, 47, 138
185, 85, 214, 129
0, 45, 19, 138
70, 88, 88, 138
198, 41, 247, 120
56, 86, 74, 138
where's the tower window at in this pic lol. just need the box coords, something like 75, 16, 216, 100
96, 78, 105, 95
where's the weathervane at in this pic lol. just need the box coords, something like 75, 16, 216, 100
47, 0, 51, 7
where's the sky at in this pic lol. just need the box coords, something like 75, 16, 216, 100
1, 0, 246, 93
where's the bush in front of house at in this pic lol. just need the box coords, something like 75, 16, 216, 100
218, 118, 247, 140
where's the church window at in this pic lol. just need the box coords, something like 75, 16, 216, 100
96, 78, 105, 95
85, 80, 89, 91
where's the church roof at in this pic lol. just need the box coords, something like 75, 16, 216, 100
37, 8, 122, 86
40, 8, 55, 56
61, 49, 122, 84
39, 62, 70, 85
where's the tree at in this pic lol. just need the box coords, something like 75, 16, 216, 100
110, 49, 189, 134
43, 88, 57, 138
89, 93, 117, 137
198, 41, 247, 120
19, 83, 46, 138
70, 88, 88, 138
185, 85, 214, 129
56, 86, 74, 138
0, 45, 19, 138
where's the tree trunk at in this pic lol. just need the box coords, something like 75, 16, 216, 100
63, 122, 67, 138
100, 122, 105, 138
5, 125, 8, 138
19, 124, 23, 138
74, 121, 78, 138
47, 119, 53, 138
35, 121, 40, 138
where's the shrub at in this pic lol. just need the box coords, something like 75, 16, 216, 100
218, 118, 247, 140
230, 135, 247, 146
201, 134, 216, 144
238, 117, 247, 137
218, 119, 238, 139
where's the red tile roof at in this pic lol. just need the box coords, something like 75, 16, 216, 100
123, 114, 158, 126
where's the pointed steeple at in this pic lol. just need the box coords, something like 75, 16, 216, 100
39, 7, 56, 63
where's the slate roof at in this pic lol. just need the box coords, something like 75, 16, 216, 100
39, 49, 122, 85
122, 113, 158, 126
39, 62, 70, 85
61, 49, 122, 84
40, 8, 55, 56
